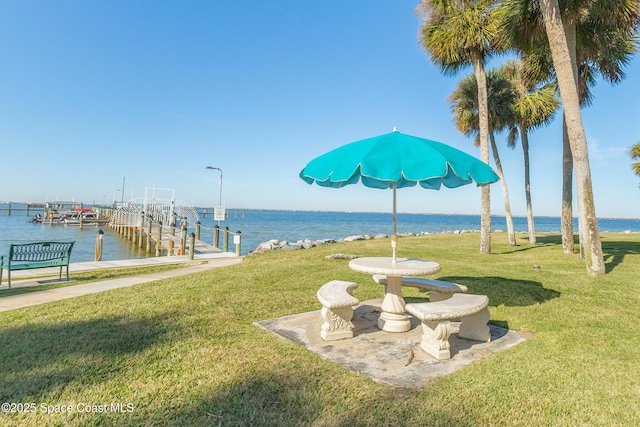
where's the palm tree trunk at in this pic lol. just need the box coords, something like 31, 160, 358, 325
564, 19, 586, 258
490, 132, 516, 245
472, 51, 492, 254
561, 116, 576, 253
539, 0, 605, 275
520, 127, 536, 244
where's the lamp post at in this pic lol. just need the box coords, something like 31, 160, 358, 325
206, 166, 223, 224
115, 177, 126, 206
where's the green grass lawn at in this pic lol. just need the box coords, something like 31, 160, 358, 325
0, 232, 638, 426
0, 265, 184, 297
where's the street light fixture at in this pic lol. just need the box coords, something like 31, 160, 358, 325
115, 177, 126, 206
206, 166, 223, 224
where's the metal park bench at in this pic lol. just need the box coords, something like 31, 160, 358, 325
0, 241, 75, 289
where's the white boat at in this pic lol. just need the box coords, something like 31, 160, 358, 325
59, 210, 110, 225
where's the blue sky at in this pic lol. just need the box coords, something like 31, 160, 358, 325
1, 1, 638, 218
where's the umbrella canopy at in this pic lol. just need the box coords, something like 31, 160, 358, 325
300, 129, 499, 190
299, 129, 499, 261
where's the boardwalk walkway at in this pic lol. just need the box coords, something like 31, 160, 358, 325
155, 225, 221, 254
110, 221, 237, 256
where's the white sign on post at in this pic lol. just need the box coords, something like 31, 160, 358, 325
214, 206, 226, 221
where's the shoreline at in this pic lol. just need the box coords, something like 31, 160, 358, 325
250, 228, 640, 255
2, 209, 638, 260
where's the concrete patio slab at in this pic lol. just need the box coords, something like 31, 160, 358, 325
255, 299, 527, 390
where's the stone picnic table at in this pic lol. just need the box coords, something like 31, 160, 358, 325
348, 257, 441, 332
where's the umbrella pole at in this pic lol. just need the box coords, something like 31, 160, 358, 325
391, 183, 397, 263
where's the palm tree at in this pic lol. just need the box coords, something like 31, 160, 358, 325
501, 59, 560, 245
448, 70, 518, 246
631, 142, 640, 176
536, 0, 606, 275
416, 0, 501, 254
560, 15, 637, 255
498, 0, 638, 274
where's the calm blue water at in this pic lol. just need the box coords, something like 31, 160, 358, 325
1, 205, 638, 261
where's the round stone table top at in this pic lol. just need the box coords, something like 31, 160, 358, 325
348, 257, 441, 277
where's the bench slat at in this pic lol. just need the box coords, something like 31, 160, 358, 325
5, 261, 68, 270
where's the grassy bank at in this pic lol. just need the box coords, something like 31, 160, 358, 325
0, 232, 638, 426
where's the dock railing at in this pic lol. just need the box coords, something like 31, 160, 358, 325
107, 207, 241, 257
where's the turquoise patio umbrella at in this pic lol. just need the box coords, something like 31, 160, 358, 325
299, 129, 499, 262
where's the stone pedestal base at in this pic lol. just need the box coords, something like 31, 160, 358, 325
459, 309, 491, 342
419, 321, 453, 360
320, 306, 356, 341
378, 276, 411, 332
378, 311, 411, 333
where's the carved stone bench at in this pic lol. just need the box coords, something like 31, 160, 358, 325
372, 274, 468, 302
317, 280, 359, 341
406, 293, 490, 360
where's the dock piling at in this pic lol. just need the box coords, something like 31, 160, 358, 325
213, 225, 220, 248
189, 233, 195, 259
95, 229, 104, 261
234, 231, 241, 256
181, 226, 187, 256
155, 221, 162, 256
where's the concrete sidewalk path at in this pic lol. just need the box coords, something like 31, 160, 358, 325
0, 253, 243, 312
